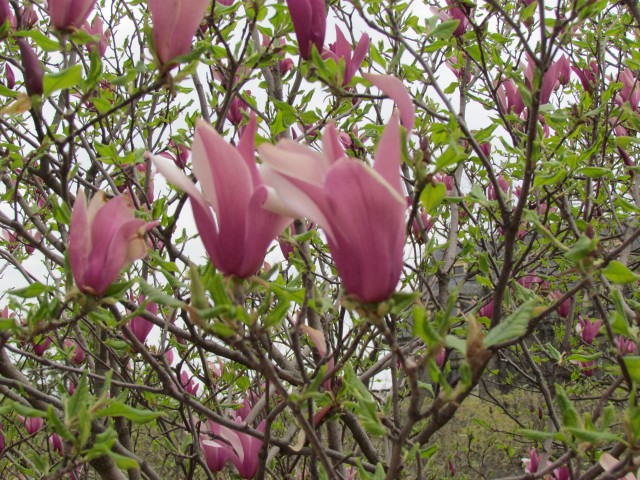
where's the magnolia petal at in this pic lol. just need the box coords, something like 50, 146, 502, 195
324, 159, 405, 302
237, 113, 262, 189
192, 120, 253, 267
373, 112, 403, 195
299, 324, 327, 357
260, 166, 335, 241
69, 190, 91, 291
259, 141, 328, 184
322, 123, 345, 165
349, 32, 370, 81
363, 73, 415, 133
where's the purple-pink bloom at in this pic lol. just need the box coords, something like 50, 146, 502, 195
523, 448, 541, 473
17, 39, 43, 97
322, 26, 370, 86
4, 64, 14, 89
487, 174, 510, 201
63, 339, 86, 364
411, 212, 435, 243
69, 190, 158, 296
618, 336, 636, 356
159, 139, 190, 169
227, 92, 251, 126
128, 294, 157, 344
49, 433, 63, 455
33, 336, 52, 356
549, 291, 571, 318
260, 77, 412, 302
496, 79, 525, 115
203, 417, 265, 479
83, 16, 110, 58
148, 0, 210, 68
180, 370, 199, 396
286, 0, 326, 60
19, 416, 43, 435
47, 0, 97, 31
572, 61, 598, 93
150, 114, 291, 278
616, 68, 640, 111
523, 55, 562, 105
517, 273, 542, 290
478, 299, 494, 318
556, 54, 571, 86
577, 316, 601, 345
0, 0, 15, 30
552, 466, 570, 480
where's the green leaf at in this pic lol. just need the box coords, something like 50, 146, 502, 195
603, 261, 640, 284
43, 65, 83, 97
139, 280, 184, 308
430, 19, 460, 39
95, 401, 162, 424
624, 356, 640, 384
343, 363, 385, 436
566, 427, 619, 443
577, 166, 612, 178
556, 384, 580, 429
10, 282, 53, 298
484, 300, 535, 347
420, 182, 446, 212
565, 235, 597, 264
518, 428, 563, 442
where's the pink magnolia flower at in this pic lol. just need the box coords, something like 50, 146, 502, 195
618, 336, 636, 356
49, 433, 63, 455
549, 291, 571, 318
47, 0, 97, 31
18, 416, 43, 435
556, 54, 571, 86
286, 0, 326, 60
517, 273, 542, 290
83, 16, 110, 58
433, 0, 471, 37
523, 55, 562, 105
523, 448, 541, 473
487, 174, 510, 201
616, 68, 640, 111
478, 299, 494, 318
128, 294, 157, 344
411, 212, 435, 243
159, 139, 190, 170
203, 418, 265, 479
17, 39, 43, 97
600, 453, 640, 480
63, 339, 86, 364
552, 466, 570, 480
435, 347, 445, 368
164, 348, 174, 365
0, 0, 15, 31
148, 0, 210, 68
572, 60, 598, 93
260, 75, 412, 302
322, 26, 370, 86
33, 336, 52, 356
300, 324, 334, 391
5, 64, 14, 90
150, 114, 291, 278
180, 370, 199, 396
497, 79, 525, 115
227, 93, 251, 126
577, 316, 601, 345
19, 5, 38, 29
69, 190, 158, 296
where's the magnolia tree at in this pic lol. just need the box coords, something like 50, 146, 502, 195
1, 0, 640, 478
